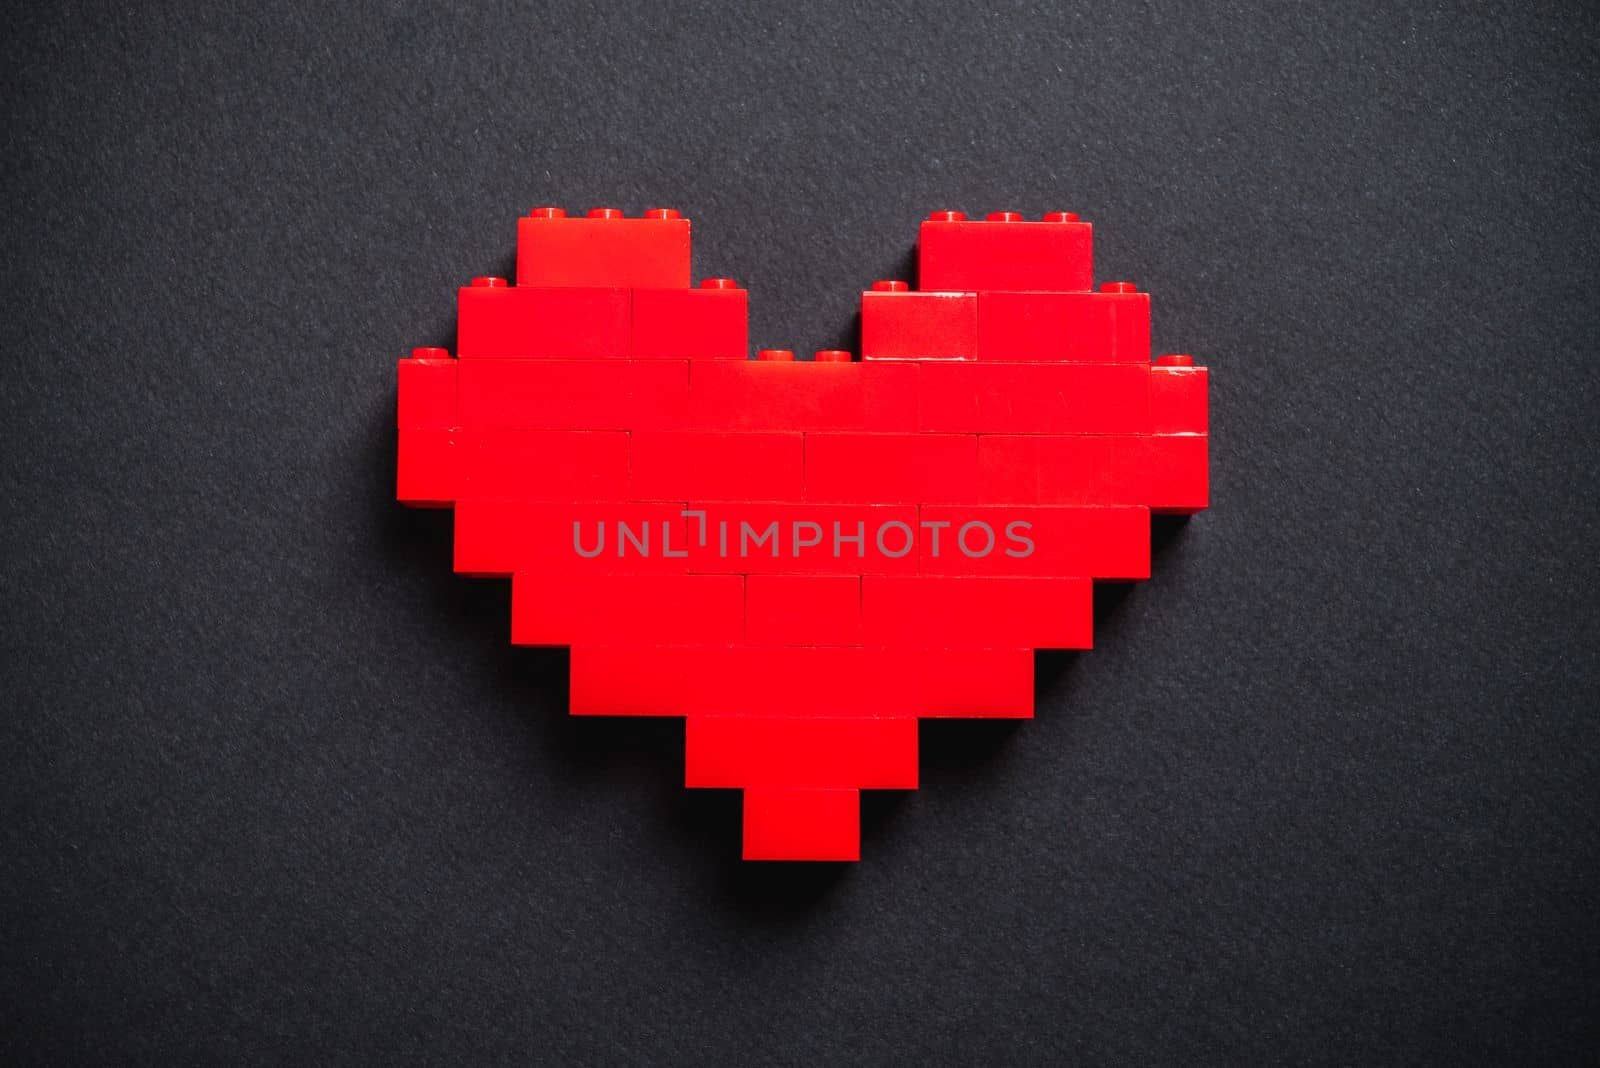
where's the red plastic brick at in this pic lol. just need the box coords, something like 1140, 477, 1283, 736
919, 210, 1093, 292
397, 428, 455, 506
630, 431, 803, 501
743, 787, 860, 862
804, 432, 980, 504
684, 716, 918, 788
1150, 360, 1209, 434
917, 505, 1151, 579
453, 429, 629, 501
569, 646, 1033, 718
977, 288, 1150, 363
456, 282, 630, 359
456, 359, 688, 430
744, 575, 863, 645
919, 362, 1150, 434
397, 350, 457, 429
454, 501, 691, 578
1143, 435, 1209, 515
517, 208, 691, 289
686, 359, 919, 431
632, 280, 748, 359
859, 284, 978, 360
862, 576, 1092, 649
975, 435, 1146, 506
512, 572, 744, 646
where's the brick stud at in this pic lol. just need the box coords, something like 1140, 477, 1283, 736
410, 347, 450, 359
756, 349, 796, 361
470, 276, 508, 287
587, 207, 624, 219
700, 277, 740, 289
530, 206, 566, 219
986, 211, 1024, 222
928, 210, 967, 222
1043, 211, 1080, 222
644, 208, 681, 219
1099, 281, 1137, 294
1156, 353, 1194, 367
870, 279, 910, 292
814, 350, 853, 362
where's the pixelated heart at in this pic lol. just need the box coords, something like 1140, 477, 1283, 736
397, 207, 1209, 861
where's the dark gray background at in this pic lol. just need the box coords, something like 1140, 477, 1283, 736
3, 1, 1597, 1063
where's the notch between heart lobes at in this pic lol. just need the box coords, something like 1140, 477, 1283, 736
397, 207, 1210, 862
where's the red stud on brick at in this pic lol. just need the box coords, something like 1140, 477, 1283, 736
587, 207, 624, 219
814, 349, 853, 362
756, 348, 796, 361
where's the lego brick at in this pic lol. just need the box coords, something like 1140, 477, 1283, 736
681, 504, 920, 575
917, 505, 1151, 579
975, 434, 1147, 506
456, 282, 630, 359
456, 359, 688, 430
1150, 361, 1209, 434
517, 208, 691, 289
511, 572, 743, 646
744, 575, 863, 645
684, 716, 918, 788
397, 428, 456, 507
742, 787, 860, 862
568, 646, 1033, 718
859, 286, 978, 360
918, 362, 1150, 434
453, 428, 629, 501
804, 433, 980, 504
629, 431, 803, 501
977, 288, 1150, 363
632, 281, 748, 359
397, 350, 457, 429
454, 501, 691, 578
919, 211, 1093, 292
686, 360, 919, 431
1144, 435, 1209, 515
861, 576, 1092, 649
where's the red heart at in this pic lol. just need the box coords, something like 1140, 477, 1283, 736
397, 207, 1209, 861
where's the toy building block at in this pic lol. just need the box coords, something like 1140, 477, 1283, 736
632, 279, 748, 359
744, 575, 863, 645
568, 646, 1032, 718
678, 503, 920, 576
517, 207, 691, 289
743, 787, 860, 861
919, 362, 1150, 434
861, 576, 1092, 649
453, 429, 629, 501
916, 504, 1151, 580
977, 285, 1151, 362
1143, 434, 1210, 514
456, 359, 688, 429
511, 573, 744, 646
397, 428, 455, 506
803, 432, 981, 504
919, 210, 1093, 292
1150, 355, 1208, 434
397, 348, 457, 429
975, 434, 1146, 506
630, 431, 804, 501
456, 278, 630, 359
859, 281, 978, 360
453, 501, 692, 578
687, 359, 919, 431
684, 716, 918, 788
